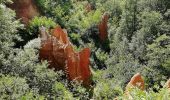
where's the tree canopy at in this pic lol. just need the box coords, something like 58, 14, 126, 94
0, 0, 170, 99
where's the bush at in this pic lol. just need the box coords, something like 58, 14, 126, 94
35, 0, 72, 27
93, 79, 123, 99
118, 88, 170, 100
0, 3, 22, 53
29, 16, 57, 34
0, 75, 29, 100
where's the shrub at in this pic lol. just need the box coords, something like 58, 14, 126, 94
118, 88, 170, 100
29, 16, 57, 34
0, 75, 29, 100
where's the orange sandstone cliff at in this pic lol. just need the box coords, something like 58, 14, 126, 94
164, 79, 170, 89
126, 73, 145, 92
39, 26, 92, 87
98, 13, 109, 41
7, 0, 40, 25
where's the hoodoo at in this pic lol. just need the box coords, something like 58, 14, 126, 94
7, 0, 40, 25
39, 26, 92, 87
98, 13, 109, 41
126, 73, 145, 92
164, 79, 170, 89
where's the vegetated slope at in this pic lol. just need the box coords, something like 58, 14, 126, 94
7, 0, 40, 25
0, 0, 170, 99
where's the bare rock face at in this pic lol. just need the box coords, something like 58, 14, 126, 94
8, 0, 40, 25
126, 73, 145, 92
164, 79, 170, 89
98, 13, 109, 41
39, 26, 92, 87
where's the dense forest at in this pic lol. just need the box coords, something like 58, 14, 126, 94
0, 0, 170, 99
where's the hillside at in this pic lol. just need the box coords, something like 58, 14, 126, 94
0, 0, 170, 99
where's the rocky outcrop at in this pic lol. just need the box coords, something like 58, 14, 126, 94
39, 26, 92, 87
164, 79, 170, 89
125, 73, 145, 93
98, 13, 109, 41
7, 0, 40, 25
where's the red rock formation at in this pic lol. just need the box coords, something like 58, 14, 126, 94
39, 26, 92, 86
7, 0, 40, 25
126, 73, 145, 92
164, 79, 170, 89
98, 13, 109, 41
39, 27, 65, 71
66, 48, 91, 86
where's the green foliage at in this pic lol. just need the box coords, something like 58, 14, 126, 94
118, 88, 170, 100
1, 48, 68, 98
92, 70, 123, 99
29, 16, 56, 29
69, 81, 92, 100
145, 34, 170, 83
69, 33, 81, 42
147, 34, 170, 67
93, 79, 123, 99
106, 0, 170, 88
52, 82, 73, 99
0, 0, 170, 99
20, 91, 45, 100
0, 4, 22, 51
162, 59, 170, 72
81, 9, 102, 31
67, 1, 102, 33
0, 75, 29, 100
95, 49, 108, 62
35, 0, 72, 27
29, 16, 57, 34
